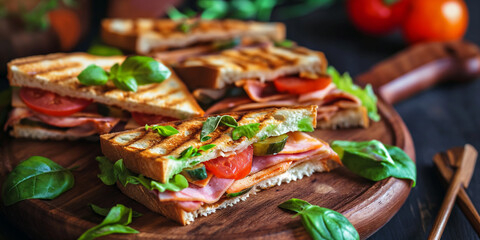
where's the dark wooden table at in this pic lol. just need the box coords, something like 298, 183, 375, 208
1, 0, 480, 239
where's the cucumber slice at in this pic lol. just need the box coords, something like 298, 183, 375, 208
226, 187, 253, 198
182, 164, 208, 181
253, 134, 289, 156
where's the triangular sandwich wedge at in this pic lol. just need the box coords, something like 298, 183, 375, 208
174, 45, 375, 129
5, 53, 203, 140
100, 105, 341, 225
101, 18, 285, 62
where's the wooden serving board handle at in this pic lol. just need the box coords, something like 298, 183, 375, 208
356, 41, 480, 104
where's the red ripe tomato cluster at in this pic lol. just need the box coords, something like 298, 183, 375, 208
346, 0, 469, 44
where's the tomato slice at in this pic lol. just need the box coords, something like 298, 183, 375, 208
204, 146, 253, 180
19, 87, 92, 116
131, 112, 178, 126
273, 75, 332, 94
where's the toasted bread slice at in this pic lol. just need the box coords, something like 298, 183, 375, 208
118, 159, 339, 225
8, 53, 203, 119
174, 46, 328, 90
101, 19, 285, 54
100, 105, 317, 183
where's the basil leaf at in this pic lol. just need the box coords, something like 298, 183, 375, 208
87, 44, 123, 56
200, 115, 238, 142
2, 156, 74, 206
90, 204, 142, 218
118, 56, 171, 85
331, 140, 416, 187
232, 123, 260, 140
297, 117, 314, 132
95, 156, 115, 185
78, 204, 139, 240
328, 66, 380, 121
77, 64, 109, 86
167, 6, 189, 20
96, 157, 188, 193
199, 144, 216, 152
150, 174, 188, 192
113, 75, 138, 92
331, 140, 394, 165
274, 39, 295, 48
145, 124, 179, 137
279, 198, 359, 240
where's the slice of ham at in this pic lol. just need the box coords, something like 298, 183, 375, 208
279, 132, 324, 154
205, 97, 253, 115
297, 83, 335, 103
4, 107, 120, 135
157, 177, 235, 203
241, 80, 294, 103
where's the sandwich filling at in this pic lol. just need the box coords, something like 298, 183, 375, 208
4, 87, 177, 137
148, 132, 339, 212
204, 79, 362, 123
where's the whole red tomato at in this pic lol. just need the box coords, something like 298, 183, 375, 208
347, 0, 410, 35
402, 0, 468, 44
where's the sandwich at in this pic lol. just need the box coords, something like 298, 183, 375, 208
101, 18, 285, 62
174, 45, 379, 129
99, 105, 341, 225
4, 52, 204, 140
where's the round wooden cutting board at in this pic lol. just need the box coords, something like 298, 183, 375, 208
0, 99, 414, 240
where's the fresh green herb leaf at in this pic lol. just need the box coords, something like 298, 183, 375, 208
77, 64, 109, 86
149, 174, 188, 192
328, 66, 380, 121
212, 38, 241, 51
78, 204, 139, 240
331, 140, 416, 187
95, 156, 116, 185
96, 157, 188, 193
145, 124, 179, 137
87, 44, 123, 56
90, 204, 142, 218
254, 0, 276, 21
120, 56, 171, 85
167, 6, 189, 20
279, 198, 359, 240
199, 144, 216, 151
200, 115, 239, 142
230, 0, 257, 18
297, 117, 314, 132
77, 56, 171, 92
112, 75, 138, 92
20, 0, 58, 30
331, 140, 394, 165
231, 123, 260, 140
2, 156, 74, 206
199, 0, 228, 19
274, 39, 295, 48
259, 124, 278, 141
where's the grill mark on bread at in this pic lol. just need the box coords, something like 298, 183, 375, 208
136, 84, 161, 94
161, 121, 204, 156
29, 62, 82, 76
123, 130, 148, 147
12, 53, 66, 66
238, 50, 279, 69
222, 51, 270, 69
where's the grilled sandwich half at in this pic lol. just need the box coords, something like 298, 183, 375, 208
5, 53, 203, 140
174, 45, 371, 129
101, 18, 285, 61
100, 105, 341, 225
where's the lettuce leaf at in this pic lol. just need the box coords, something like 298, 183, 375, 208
328, 66, 380, 121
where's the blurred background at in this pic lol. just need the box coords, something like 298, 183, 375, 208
1, 0, 479, 239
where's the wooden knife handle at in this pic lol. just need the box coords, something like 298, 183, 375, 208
356, 41, 480, 104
